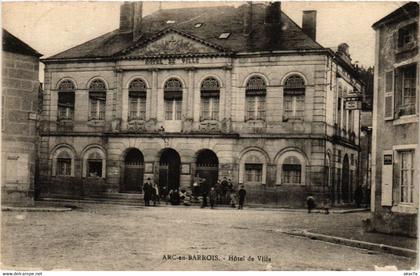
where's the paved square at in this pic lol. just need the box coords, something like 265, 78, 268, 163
1, 204, 416, 270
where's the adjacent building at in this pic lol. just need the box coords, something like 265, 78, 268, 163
39, 2, 364, 207
2, 29, 42, 206
371, 2, 419, 236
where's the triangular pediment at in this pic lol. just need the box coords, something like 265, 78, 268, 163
122, 30, 224, 58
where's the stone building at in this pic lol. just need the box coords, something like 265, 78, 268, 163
39, 2, 364, 207
2, 29, 42, 206
370, 2, 419, 236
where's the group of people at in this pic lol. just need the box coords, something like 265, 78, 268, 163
141, 176, 247, 209
142, 178, 159, 206
194, 176, 247, 209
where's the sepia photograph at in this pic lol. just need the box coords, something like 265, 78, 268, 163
1, 0, 419, 272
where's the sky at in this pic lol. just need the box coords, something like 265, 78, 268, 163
2, 1, 406, 82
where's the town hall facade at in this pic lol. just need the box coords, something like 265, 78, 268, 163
39, 2, 364, 207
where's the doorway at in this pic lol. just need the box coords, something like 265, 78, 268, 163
195, 149, 219, 187
123, 148, 144, 192
159, 148, 181, 191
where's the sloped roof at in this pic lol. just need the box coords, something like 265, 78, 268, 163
45, 4, 324, 61
3, 29, 42, 57
372, 2, 419, 29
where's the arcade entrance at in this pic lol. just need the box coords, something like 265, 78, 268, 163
159, 148, 181, 191
123, 148, 144, 192
195, 149, 219, 187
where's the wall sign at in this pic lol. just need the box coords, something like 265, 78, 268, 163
383, 154, 393, 165
145, 162, 154, 173
145, 57, 199, 65
181, 163, 191, 175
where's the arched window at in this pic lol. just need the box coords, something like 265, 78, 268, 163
128, 79, 147, 120
200, 77, 220, 121
282, 156, 302, 184
245, 76, 266, 120
239, 150, 268, 185
52, 146, 75, 177
89, 79, 106, 120
283, 75, 305, 121
83, 147, 106, 178
57, 80, 76, 121
164, 78, 183, 120
277, 150, 307, 185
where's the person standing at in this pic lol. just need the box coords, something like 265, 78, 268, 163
150, 184, 158, 206
200, 177, 209, 208
306, 194, 316, 213
209, 187, 217, 209
238, 185, 247, 209
143, 178, 152, 206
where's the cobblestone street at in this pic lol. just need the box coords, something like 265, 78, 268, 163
1, 203, 417, 271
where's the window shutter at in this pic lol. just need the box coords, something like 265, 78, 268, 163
384, 71, 394, 120
381, 151, 393, 206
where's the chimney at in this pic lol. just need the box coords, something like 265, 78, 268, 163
265, 2, 282, 49
265, 1, 281, 25
119, 2, 143, 41
302, 10, 317, 41
243, 2, 253, 36
132, 2, 143, 41
119, 2, 134, 33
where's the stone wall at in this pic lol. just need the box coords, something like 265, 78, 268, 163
1, 51, 40, 206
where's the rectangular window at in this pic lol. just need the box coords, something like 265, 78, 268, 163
165, 99, 182, 120
89, 92, 106, 120
343, 110, 348, 131
201, 98, 220, 120
399, 151, 415, 204
175, 99, 182, 120
246, 96, 256, 120
398, 23, 418, 51
212, 98, 220, 120
56, 158, 71, 176
58, 92, 75, 120
282, 164, 302, 184
337, 97, 342, 127
88, 159, 102, 178
257, 96, 265, 120
201, 98, 210, 120
348, 110, 353, 133
284, 95, 304, 120
129, 96, 146, 120
245, 164, 262, 183
246, 96, 265, 120
395, 64, 417, 117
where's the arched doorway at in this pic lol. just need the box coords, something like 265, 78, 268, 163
159, 148, 181, 191
123, 148, 144, 192
342, 154, 350, 203
196, 149, 219, 187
